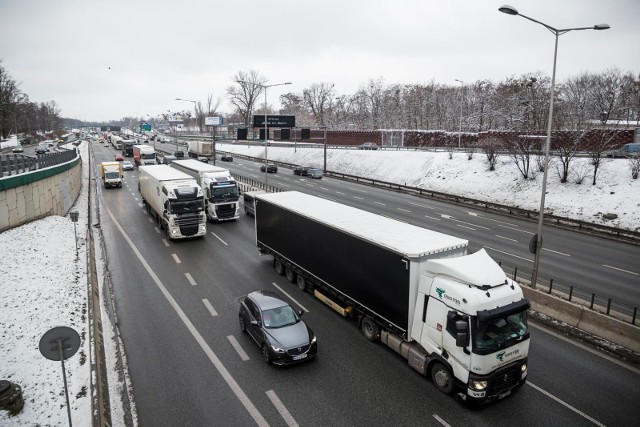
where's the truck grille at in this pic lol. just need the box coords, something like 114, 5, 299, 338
215, 204, 236, 219
175, 214, 202, 236
489, 364, 520, 395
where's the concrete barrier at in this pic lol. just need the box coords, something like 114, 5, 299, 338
522, 286, 640, 353
0, 155, 81, 232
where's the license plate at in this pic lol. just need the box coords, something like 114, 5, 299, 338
292, 353, 307, 361
498, 390, 512, 400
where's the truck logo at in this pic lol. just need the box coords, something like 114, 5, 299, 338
436, 287, 446, 299
496, 348, 519, 362
496, 351, 506, 362
435, 287, 461, 305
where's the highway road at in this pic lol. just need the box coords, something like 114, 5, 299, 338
93, 140, 640, 426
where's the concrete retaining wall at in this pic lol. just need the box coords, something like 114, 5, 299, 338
0, 155, 82, 232
522, 286, 640, 353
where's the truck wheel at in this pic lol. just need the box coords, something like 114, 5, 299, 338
296, 275, 307, 292
361, 317, 380, 341
274, 259, 285, 275
285, 268, 296, 283
430, 362, 455, 395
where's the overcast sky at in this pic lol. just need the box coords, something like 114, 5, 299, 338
1, 0, 638, 122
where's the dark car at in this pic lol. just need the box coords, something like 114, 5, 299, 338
220, 155, 233, 162
293, 166, 310, 176
174, 151, 185, 158
358, 142, 379, 150
260, 164, 278, 173
35, 145, 49, 154
239, 290, 317, 365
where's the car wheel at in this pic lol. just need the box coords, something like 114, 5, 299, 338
285, 267, 296, 283
239, 315, 246, 333
296, 275, 307, 292
431, 362, 455, 395
361, 317, 380, 341
262, 344, 271, 364
274, 259, 285, 275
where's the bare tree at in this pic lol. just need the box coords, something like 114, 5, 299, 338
480, 138, 501, 171
630, 156, 640, 180
302, 82, 335, 126
226, 70, 266, 125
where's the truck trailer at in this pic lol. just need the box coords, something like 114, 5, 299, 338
138, 165, 207, 239
133, 144, 156, 166
100, 161, 123, 188
170, 159, 240, 221
254, 191, 530, 404
187, 140, 213, 158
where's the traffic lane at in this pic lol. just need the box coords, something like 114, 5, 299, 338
526, 325, 640, 426
100, 198, 262, 426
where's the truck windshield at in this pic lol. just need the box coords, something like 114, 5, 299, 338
169, 199, 204, 215
141, 153, 155, 159
210, 185, 239, 202
473, 310, 528, 351
105, 172, 120, 179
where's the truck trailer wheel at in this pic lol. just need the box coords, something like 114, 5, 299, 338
361, 317, 380, 341
285, 267, 296, 283
296, 275, 307, 292
274, 259, 285, 275
430, 362, 454, 395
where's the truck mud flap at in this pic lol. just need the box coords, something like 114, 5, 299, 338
313, 290, 353, 317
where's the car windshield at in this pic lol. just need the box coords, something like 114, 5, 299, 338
261, 305, 300, 329
473, 310, 528, 351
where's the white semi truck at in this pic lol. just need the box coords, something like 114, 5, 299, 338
254, 191, 530, 404
133, 144, 157, 166
187, 140, 213, 158
138, 165, 207, 239
170, 159, 240, 222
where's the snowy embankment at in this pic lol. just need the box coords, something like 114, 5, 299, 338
218, 142, 639, 232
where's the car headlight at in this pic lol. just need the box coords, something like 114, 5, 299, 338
310, 335, 317, 344
271, 344, 285, 353
469, 380, 488, 391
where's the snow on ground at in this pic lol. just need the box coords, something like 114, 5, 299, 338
0, 139, 638, 425
218, 142, 640, 231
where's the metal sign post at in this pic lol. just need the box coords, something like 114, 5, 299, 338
39, 327, 81, 427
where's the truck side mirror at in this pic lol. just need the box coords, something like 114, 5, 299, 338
456, 332, 469, 347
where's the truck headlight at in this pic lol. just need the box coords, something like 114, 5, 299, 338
469, 380, 487, 391
521, 363, 527, 378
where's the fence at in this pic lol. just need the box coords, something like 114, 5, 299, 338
1, 149, 78, 177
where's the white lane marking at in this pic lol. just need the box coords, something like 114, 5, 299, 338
346, 186, 368, 193
499, 224, 535, 235
527, 382, 606, 427
154, 227, 161, 234
271, 283, 309, 312
354, 196, 364, 200
148, 217, 154, 223
441, 214, 490, 230
172, 254, 181, 264
374, 201, 386, 206
603, 264, 638, 275
266, 390, 299, 427
185, 273, 197, 286
227, 335, 250, 361
281, 183, 291, 188
161, 238, 170, 247
319, 187, 329, 191
457, 225, 475, 230
105, 205, 269, 427
485, 246, 534, 262
203, 299, 218, 317
336, 191, 345, 195
408, 201, 431, 209
432, 414, 451, 427
424, 215, 442, 221
210, 232, 229, 246
543, 248, 571, 257
496, 235, 518, 242
397, 208, 411, 213
468, 212, 478, 216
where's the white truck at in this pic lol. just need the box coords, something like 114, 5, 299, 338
100, 161, 123, 188
170, 159, 240, 221
255, 191, 530, 404
187, 140, 213, 159
133, 144, 157, 166
138, 165, 207, 239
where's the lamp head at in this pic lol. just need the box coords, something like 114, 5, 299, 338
594, 24, 610, 30
499, 5, 518, 15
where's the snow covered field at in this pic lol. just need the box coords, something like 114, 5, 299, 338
0, 138, 637, 425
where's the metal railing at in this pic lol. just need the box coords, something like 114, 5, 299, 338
1, 149, 78, 177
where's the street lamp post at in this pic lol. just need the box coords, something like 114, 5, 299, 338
175, 98, 197, 134
236, 80, 292, 191
499, 5, 609, 289
455, 79, 464, 149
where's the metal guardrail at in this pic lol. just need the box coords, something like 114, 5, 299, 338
1, 149, 78, 177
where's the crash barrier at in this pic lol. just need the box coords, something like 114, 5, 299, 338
235, 176, 284, 195
0, 149, 78, 177
0, 148, 81, 232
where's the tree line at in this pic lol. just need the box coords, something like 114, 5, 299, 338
0, 61, 62, 140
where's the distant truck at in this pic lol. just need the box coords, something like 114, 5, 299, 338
111, 135, 123, 150
100, 161, 123, 188
187, 141, 213, 159
138, 165, 207, 239
133, 144, 157, 166
254, 191, 530, 404
122, 139, 137, 157
170, 159, 240, 221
